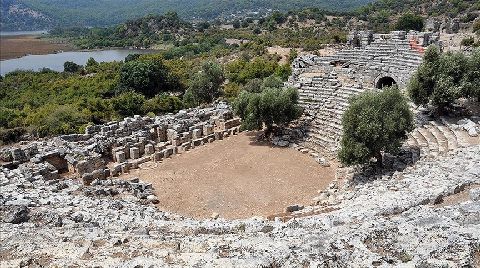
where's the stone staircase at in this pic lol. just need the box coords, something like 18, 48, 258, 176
407, 120, 472, 157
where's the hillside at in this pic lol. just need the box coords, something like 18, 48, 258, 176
1, 0, 373, 31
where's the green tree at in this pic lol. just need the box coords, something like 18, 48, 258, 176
64, 61, 82, 73
395, 13, 424, 32
408, 46, 476, 112
408, 46, 440, 106
338, 87, 414, 167
119, 58, 177, 97
85, 57, 99, 73
233, 87, 302, 134
183, 61, 224, 107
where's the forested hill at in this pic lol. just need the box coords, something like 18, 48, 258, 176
1, 0, 373, 31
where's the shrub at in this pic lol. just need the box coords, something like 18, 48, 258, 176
338, 87, 414, 167
461, 37, 475, 47
183, 61, 224, 107
142, 94, 183, 115
0, 127, 26, 145
119, 58, 178, 97
64, 61, 82, 73
110, 91, 146, 117
25, 104, 89, 137
395, 13, 424, 32
85, 57, 99, 73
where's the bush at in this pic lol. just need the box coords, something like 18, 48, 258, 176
224, 82, 242, 100
233, 87, 302, 133
0, 127, 26, 145
183, 61, 224, 107
338, 87, 414, 167
461, 37, 475, 47
110, 91, 146, 117
25, 104, 89, 137
395, 13, 424, 32
142, 94, 183, 115
473, 20, 480, 34
119, 58, 178, 97
64, 61, 82, 73
85, 57, 99, 73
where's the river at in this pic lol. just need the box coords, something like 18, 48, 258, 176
0, 49, 155, 76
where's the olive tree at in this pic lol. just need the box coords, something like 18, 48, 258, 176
183, 61, 224, 107
338, 87, 414, 167
233, 87, 302, 134
408, 46, 478, 112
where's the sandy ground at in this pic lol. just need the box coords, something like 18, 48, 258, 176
0, 35, 72, 60
121, 132, 337, 219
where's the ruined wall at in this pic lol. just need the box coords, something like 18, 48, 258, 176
0, 103, 241, 184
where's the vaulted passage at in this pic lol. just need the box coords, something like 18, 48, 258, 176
376, 76, 397, 89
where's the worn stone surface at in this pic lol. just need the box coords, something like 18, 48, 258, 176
1, 145, 478, 267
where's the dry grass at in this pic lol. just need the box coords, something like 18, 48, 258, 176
0, 35, 72, 60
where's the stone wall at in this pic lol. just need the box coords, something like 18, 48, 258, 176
288, 31, 432, 154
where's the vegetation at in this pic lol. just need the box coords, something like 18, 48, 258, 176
118, 57, 181, 97
394, 13, 424, 32
2, 0, 373, 30
338, 87, 414, 167
408, 46, 480, 112
184, 61, 224, 107
233, 87, 302, 134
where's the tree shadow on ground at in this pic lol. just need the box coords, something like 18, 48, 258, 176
244, 130, 290, 149
349, 146, 421, 186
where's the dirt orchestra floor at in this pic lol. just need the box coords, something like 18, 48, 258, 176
121, 131, 337, 219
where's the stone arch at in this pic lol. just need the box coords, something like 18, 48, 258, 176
375, 75, 398, 89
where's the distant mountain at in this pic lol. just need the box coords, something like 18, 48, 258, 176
1, 0, 373, 31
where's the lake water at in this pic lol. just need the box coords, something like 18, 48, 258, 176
0, 49, 154, 75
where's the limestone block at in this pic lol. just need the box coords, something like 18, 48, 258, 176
137, 156, 150, 165
203, 124, 214, 136
214, 131, 223, 140
157, 125, 167, 142
155, 143, 166, 152
172, 138, 182, 147
115, 151, 126, 163
192, 139, 203, 147
144, 144, 155, 155
152, 151, 163, 162
111, 164, 122, 177
82, 173, 94, 185
130, 147, 140, 159
192, 129, 203, 139
162, 148, 173, 158
131, 161, 139, 169
121, 163, 130, 173
181, 131, 192, 140
92, 169, 105, 180
181, 142, 191, 150
134, 142, 145, 155
167, 129, 178, 141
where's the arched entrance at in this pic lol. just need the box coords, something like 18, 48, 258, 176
376, 76, 397, 89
